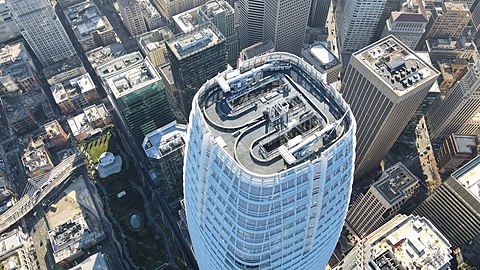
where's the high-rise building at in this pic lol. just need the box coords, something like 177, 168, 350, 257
308, 0, 330, 28
7, 0, 76, 67
118, 0, 147, 37
152, 0, 207, 20
381, 0, 429, 50
346, 162, 419, 238
0, 0, 21, 43
427, 61, 480, 141
238, 0, 265, 49
414, 156, 480, 247
184, 53, 356, 269
99, 52, 174, 145
339, 0, 390, 54
372, 0, 401, 41
341, 36, 439, 176
263, 0, 311, 55
426, 1, 471, 40
137, 27, 173, 67
334, 215, 452, 269
63, 1, 116, 52
166, 25, 227, 117
301, 42, 342, 85
437, 134, 479, 174
472, 0, 480, 31
173, 1, 239, 67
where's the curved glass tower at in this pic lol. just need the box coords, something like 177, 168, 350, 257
184, 52, 356, 270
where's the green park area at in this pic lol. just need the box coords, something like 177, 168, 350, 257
86, 132, 118, 164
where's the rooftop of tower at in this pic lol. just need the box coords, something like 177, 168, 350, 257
166, 25, 225, 60
354, 36, 439, 96
196, 53, 353, 175
373, 162, 419, 205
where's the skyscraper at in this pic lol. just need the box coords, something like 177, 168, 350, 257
184, 53, 356, 269
308, 0, 330, 28
166, 25, 227, 117
427, 61, 480, 140
118, 0, 148, 37
238, 0, 265, 49
341, 36, 439, 176
426, 1, 471, 40
7, 0, 76, 67
263, 0, 311, 55
414, 156, 480, 247
381, 0, 429, 50
339, 0, 390, 54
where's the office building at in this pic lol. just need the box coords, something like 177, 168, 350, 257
427, 61, 480, 140
381, 0, 429, 50
238, 0, 265, 49
139, 0, 163, 30
22, 137, 54, 178
339, 0, 390, 53
426, 37, 479, 62
51, 73, 100, 114
301, 42, 342, 85
142, 121, 186, 197
263, 0, 311, 55
7, 0, 76, 67
414, 156, 480, 247
335, 215, 452, 269
238, 40, 275, 62
86, 43, 126, 71
152, 0, 207, 20
437, 134, 479, 174
308, 0, 330, 28
137, 27, 173, 67
118, 0, 147, 37
173, 1, 239, 67
426, 1, 471, 40
166, 25, 227, 117
44, 120, 69, 148
0, 228, 36, 270
0, 42, 40, 94
43, 55, 87, 85
67, 104, 111, 141
184, 53, 356, 269
0, 0, 21, 43
346, 162, 419, 238
63, 2, 116, 52
341, 36, 439, 176
100, 52, 174, 145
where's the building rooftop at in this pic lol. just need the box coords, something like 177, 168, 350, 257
68, 252, 109, 270
52, 73, 95, 104
44, 120, 65, 138
354, 36, 439, 95
196, 53, 353, 175
373, 162, 419, 205
240, 40, 275, 60
0, 42, 36, 92
142, 121, 186, 159
64, 1, 111, 38
43, 55, 84, 80
426, 38, 477, 52
390, 0, 428, 23
103, 54, 159, 99
137, 27, 173, 52
172, 8, 199, 33
0, 229, 27, 259
166, 25, 225, 60
452, 155, 480, 200
22, 138, 53, 177
0, 42, 30, 67
366, 215, 452, 269
86, 43, 126, 70
198, 0, 233, 21
302, 42, 341, 72
96, 51, 144, 79
67, 104, 109, 138
452, 134, 479, 154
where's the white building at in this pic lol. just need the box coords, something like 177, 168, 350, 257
7, 0, 76, 67
339, 0, 389, 54
184, 52, 356, 269
118, 0, 147, 37
381, 0, 429, 50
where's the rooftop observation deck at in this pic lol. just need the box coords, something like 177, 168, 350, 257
197, 54, 353, 175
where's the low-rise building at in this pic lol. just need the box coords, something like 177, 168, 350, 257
437, 134, 479, 174
43, 55, 86, 85
5, 101, 37, 134
0, 0, 21, 43
238, 40, 275, 62
137, 27, 173, 67
64, 1, 116, 52
0, 228, 35, 270
301, 42, 342, 85
0, 42, 39, 94
51, 73, 100, 114
346, 162, 419, 238
426, 37, 479, 62
437, 59, 469, 93
86, 43, 126, 71
67, 104, 111, 141
44, 120, 69, 148
142, 121, 185, 196
0, 176, 14, 215
22, 137, 54, 177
